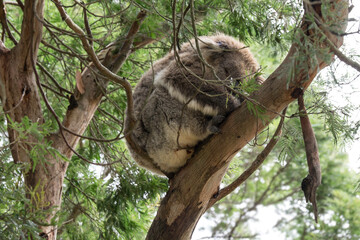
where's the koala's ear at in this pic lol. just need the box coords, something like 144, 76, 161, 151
199, 38, 226, 60
200, 38, 224, 52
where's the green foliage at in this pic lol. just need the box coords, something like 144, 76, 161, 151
56, 137, 168, 239
246, 101, 268, 124
7, 116, 67, 173
224, 0, 301, 46
96, 169, 167, 239
0, 162, 43, 240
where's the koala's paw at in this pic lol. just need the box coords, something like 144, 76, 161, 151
212, 115, 225, 125
208, 115, 225, 134
208, 125, 221, 133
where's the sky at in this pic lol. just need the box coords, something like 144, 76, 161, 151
193, 2, 360, 239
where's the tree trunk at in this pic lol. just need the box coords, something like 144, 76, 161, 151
146, 1, 349, 239
0, 0, 52, 237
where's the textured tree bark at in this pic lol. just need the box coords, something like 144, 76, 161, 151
146, 1, 349, 239
0, 0, 49, 237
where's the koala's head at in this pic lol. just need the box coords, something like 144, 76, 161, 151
179, 34, 264, 85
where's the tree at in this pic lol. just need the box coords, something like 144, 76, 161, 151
0, 0, 356, 239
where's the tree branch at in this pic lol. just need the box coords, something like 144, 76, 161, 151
298, 93, 321, 223
0, 0, 18, 44
207, 108, 287, 209
16, 0, 44, 63
324, 33, 360, 72
82, 4, 93, 46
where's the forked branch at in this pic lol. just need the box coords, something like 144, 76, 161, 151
207, 108, 287, 209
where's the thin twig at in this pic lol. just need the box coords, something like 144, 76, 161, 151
305, 0, 360, 72
82, 2, 93, 46
325, 34, 360, 72
0, 0, 18, 44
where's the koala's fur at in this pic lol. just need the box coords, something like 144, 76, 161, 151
126, 34, 263, 176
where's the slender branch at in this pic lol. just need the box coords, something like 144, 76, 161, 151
0, 0, 18, 44
15, 0, 24, 10
32, 48, 123, 166
76, 0, 132, 19
207, 107, 287, 209
52, 0, 146, 130
175, 1, 190, 50
41, 38, 79, 57
37, 62, 72, 95
107, 10, 147, 73
82, 2, 93, 46
325, 34, 360, 72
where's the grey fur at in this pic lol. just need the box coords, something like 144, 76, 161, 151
126, 34, 263, 175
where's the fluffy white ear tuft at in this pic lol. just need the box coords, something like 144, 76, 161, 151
199, 37, 222, 51
197, 37, 224, 62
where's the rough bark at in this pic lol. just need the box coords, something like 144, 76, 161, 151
146, 1, 349, 239
0, 0, 54, 237
1, 0, 44, 161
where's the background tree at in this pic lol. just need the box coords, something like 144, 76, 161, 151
0, 0, 358, 239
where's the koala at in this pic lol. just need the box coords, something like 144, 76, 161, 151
126, 34, 264, 176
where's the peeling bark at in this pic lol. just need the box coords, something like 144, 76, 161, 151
298, 93, 321, 223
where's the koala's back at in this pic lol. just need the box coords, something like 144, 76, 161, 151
126, 34, 263, 176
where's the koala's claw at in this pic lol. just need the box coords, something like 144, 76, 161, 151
207, 115, 225, 133
212, 115, 225, 125
209, 125, 221, 134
